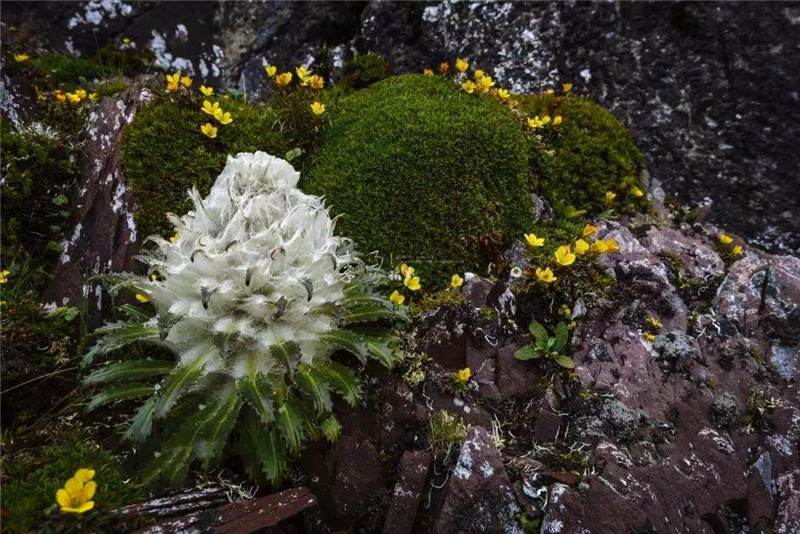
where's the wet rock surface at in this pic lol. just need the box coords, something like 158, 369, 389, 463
5, 1, 799, 254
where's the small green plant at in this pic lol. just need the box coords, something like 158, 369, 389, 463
428, 410, 468, 452
514, 320, 575, 369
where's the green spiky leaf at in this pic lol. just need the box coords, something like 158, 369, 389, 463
319, 329, 367, 364
87, 382, 154, 411
84, 360, 173, 385
237, 359, 275, 425
153, 356, 208, 418
269, 341, 301, 375
124, 397, 157, 443
321, 415, 342, 442
296, 365, 332, 414
276, 400, 305, 453
317, 361, 361, 407
84, 322, 163, 364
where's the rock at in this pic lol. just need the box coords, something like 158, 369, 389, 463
708, 393, 739, 429
465, 345, 502, 401
641, 226, 725, 280
44, 83, 154, 330
329, 434, 386, 521
382, 451, 431, 534
747, 450, 777, 530
502, 240, 530, 275
776, 469, 800, 534
653, 331, 699, 371
462, 276, 494, 308
417, 305, 474, 369
532, 410, 563, 443
599, 399, 640, 442
496, 345, 540, 399
595, 222, 672, 287
769, 345, 799, 381
433, 427, 522, 534
529, 193, 554, 223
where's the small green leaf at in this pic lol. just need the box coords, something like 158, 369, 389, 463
52, 193, 68, 206
554, 355, 575, 369
528, 321, 548, 344
285, 147, 303, 161
321, 415, 342, 442
514, 346, 536, 361
554, 322, 569, 352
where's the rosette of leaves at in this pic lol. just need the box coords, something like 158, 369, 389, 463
514, 321, 574, 369
84, 152, 406, 487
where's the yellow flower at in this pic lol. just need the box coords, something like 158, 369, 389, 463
455, 58, 469, 73
473, 69, 484, 80
456, 367, 471, 383
200, 122, 218, 138
461, 80, 477, 94
265, 65, 277, 77
275, 72, 293, 86
590, 240, 608, 254
423, 68, 434, 77
389, 290, 405, 306
66, 92, 81, 104
14, 53, 30, 62
605, 191, 617, 203
166, 82, 179, 92
0, 270, 10, 284
562, 82, 573, 93
478, 75, 495, 92
497, 88, 510, 100
545, 87, 555, 95
555, 245, 576, 266
732, 245, 743, 256
169, 233, 179, 243
122, 37, 131, 44
603, 239, 620, 253
56, 472, 96, 514
180, 76, 192, 88
88, 92, 97, 101
630, 186, 644, 197
55, 91, 66, 103
404, 275, 421, 291
75, 89, 87, 100
451, 274, 464, 289
296, 66, 311, 83
308, 74, 325, 89
213, 108, 233, 124
553, 115, 562, 126
644, 332, 656, 342
135, 293, 150, 303
541, 115, 551, 125
536, 266, 557, 283
439, 62, 449, 75
574, 239, 590, 255
524, 233, 545, 247
646, 316, 662, 329
310, 101, 326, 116
201, 100, 220, 115
527, 116, 547, 129
166, 72, 180, 85
719, 234, 733, 245
200, 85, 214, 96
582, 224, 597, 238
400, 263, 414, 277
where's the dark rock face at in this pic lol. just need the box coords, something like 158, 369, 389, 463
433, 427, 522, 534
4, 2, 799, 253
44, 83, 154, 329
382, 451, 431, 534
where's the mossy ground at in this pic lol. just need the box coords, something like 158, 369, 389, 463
121, 93, 293, 239
302, 74, 533, 288
518, 94, 649, 217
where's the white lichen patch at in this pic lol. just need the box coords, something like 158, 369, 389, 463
68, 0, 133, 29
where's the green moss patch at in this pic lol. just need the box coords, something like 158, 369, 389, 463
122, 94, 292, 239
518, 94, 648, 216
302, 74, 533, 287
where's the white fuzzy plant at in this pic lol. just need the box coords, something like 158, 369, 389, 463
84, 152, 406, 486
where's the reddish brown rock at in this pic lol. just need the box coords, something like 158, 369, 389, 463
382, 451, 431, 534
44, 83, 154, 330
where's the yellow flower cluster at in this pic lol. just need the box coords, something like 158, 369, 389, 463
456, 367, 471, 383
527, 223, 619, 284
265, 63, 327, 117
718, 233, 743, 257
14, 53, 30, 62
53, 88, 97, 104
165, 72, 192, 93
199, 95, 233, 138
55, 469, 96, 514
0, 269, 10, 284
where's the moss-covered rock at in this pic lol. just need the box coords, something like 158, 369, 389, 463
302, 74, 533, 287
121, 94, 291, 239
518, 94, 648, 216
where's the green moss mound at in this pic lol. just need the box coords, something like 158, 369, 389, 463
338, 53, 393, 90
122, 95, 292, 239
518, 94, 648, 216
302, 74, 532, 287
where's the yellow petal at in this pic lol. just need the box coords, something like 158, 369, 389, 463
81, 480, 97, 501
74, 468, 95, 482
57, 489, 72, 508
65, 477, 83, 496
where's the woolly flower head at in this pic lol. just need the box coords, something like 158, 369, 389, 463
88, 152, 404, 487
141, 152, 360, 375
